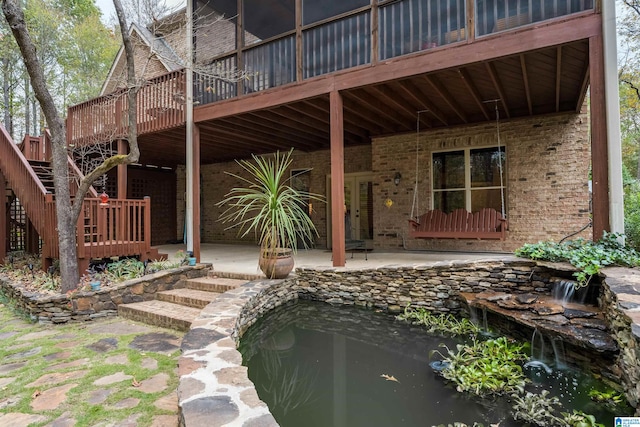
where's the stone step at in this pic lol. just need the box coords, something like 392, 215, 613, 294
118, 300, 201, 332
186, 276, 246, 293
157, 288, 220, 309
210, 271, 263, 281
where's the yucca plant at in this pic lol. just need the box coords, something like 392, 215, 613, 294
217, 149, 324, 278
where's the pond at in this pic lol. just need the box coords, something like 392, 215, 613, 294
239, 300, 627, 427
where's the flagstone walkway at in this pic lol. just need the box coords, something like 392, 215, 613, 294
0, 302, 182, 427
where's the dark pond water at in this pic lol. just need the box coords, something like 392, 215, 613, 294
239, 300, 626, 427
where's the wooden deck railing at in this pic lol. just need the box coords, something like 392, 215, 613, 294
44, 197, 151, 261
20, 134, 51, 162
67, 70, 186, 147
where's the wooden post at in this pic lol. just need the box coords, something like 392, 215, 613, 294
589, 34, 609, 240
193, 124, 201, 261
0, 172, 6, 263
117, 139, 128, 198
295, 0, 303, 82
330, 90, 346, 266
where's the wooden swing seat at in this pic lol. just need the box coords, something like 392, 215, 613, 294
409, 208, 507, 240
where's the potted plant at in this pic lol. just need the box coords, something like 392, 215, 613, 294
217, 149, 324, 279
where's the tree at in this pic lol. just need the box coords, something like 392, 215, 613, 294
2, 0, 139, 292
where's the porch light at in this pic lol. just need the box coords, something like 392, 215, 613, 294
394, 172, 402, 186
99, 191, 109, 206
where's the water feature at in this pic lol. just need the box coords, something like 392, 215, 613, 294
240, 300, 626, 427
552, 279, 590, 306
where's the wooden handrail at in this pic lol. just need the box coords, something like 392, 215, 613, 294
66, 197, 152, 262
0, 125, 49, 238
66, 69, 186, 147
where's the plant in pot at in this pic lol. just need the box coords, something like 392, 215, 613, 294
217, 149, 324, 279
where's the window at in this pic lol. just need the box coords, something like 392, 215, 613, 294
302, 0, 369, 25
432, 146, 506, 214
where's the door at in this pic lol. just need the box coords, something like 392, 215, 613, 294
327, 172, 373, 249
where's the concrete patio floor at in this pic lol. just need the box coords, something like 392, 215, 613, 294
157, 243, 518, 277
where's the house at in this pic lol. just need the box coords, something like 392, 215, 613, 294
1, 0, 622, 268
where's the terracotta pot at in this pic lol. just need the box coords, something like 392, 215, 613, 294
259, 248, 294, 279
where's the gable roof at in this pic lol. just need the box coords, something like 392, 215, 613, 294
100, 18, 185, 96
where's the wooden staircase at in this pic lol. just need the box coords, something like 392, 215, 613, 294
118, 275, 247, 331
0, 127, 165, 269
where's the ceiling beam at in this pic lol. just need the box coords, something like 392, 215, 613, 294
576, 67, 590, 113
485, 62, 511, 119
391, 80, 446, 126
519, 55, 533, 115
345, 89, 414, 131
458, 68, 491, 121
424, 75, 468, 123
556, 46, 563, 112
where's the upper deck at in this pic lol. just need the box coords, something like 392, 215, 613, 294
66, 0, 598, 165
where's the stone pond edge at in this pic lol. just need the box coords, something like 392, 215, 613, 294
177, 260, 640, 426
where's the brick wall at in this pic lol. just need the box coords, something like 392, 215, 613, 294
176, 111, 589, 252
176, 146, 372, 247
372, 111, 591, 252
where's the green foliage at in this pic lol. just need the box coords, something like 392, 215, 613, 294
217, 149, 325, 254
104, 259, 146, 282
511, 390, 565, 426
624, 173, 640, 251
397, 305, 481, 336
434, 337, 528, 397
561, 410, 604, 427
431, 424, 485, 427
515, 232, 640, 287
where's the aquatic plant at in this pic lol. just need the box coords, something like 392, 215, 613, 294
432, 337, 528, 397
515, 232, 640, 287
511, 390, 564, 426
561, 410, 604, 427
397, 305, 481, 336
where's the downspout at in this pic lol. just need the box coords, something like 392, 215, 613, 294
602, 0, 624, 237
185, 0, 194, 254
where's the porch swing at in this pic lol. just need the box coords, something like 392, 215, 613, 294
408, 103, 508, 240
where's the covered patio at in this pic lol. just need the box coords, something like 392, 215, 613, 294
157, 242, 516, 278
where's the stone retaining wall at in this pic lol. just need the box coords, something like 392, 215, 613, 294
179, 259, 619, 426
0, 265, 209, 324
600, 267, 640, 410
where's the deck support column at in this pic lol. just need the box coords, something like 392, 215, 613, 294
192, 124, 201, 261
117, 139, 127, 198
0, 172, 6, 263
330, 90, 346, 267
589, 34, 610, 241
602, 0, 624, 238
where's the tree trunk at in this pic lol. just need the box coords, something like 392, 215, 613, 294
2, 58, 12, 135
3, 0, 79, 292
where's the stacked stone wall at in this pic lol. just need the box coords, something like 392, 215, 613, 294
0, 266, 209, 325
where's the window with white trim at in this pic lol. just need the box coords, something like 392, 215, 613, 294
432, 146, 506, 214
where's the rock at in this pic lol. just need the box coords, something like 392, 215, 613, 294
534, 303, 565, 315
496, 299, 529, 310
516, 294, 538, 304
563, 308, 597, 319
31, 383, 77, 411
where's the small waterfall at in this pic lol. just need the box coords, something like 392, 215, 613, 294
551, 338, 567, 369
468, 306, 490, 333
527, 329, 567, 373
552, 280, 588, 306
530, 328, 546, 361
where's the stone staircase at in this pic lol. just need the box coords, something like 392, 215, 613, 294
118, 275, 248, 331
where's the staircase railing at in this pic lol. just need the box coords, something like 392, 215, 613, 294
0, 125, 49, 235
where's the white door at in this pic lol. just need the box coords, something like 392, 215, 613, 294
326, 172, 373, 249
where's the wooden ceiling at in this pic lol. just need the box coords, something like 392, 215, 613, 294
136, 39, 590, 168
